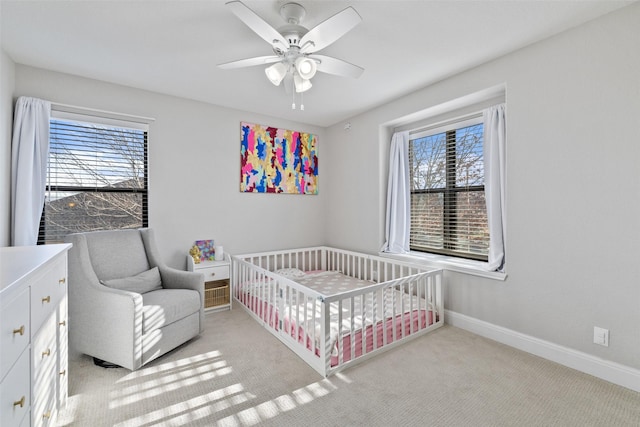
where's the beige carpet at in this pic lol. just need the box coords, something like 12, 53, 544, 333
58, 307, 639, 426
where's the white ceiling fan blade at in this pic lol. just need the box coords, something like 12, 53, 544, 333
299, 7, 361, 54
218, 55, 281, 70
226, 1, 289, 49
311, 55, 364, 79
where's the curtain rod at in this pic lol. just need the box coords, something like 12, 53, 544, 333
50, 101, 155, 124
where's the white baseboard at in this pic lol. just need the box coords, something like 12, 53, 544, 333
445, 309, 640, 393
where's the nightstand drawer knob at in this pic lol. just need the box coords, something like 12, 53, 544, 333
42, 295, 51, 303
13, 325, 25, 336
59, 277, 66, 284
42, 348, 51, 357
59, 320, 66, 327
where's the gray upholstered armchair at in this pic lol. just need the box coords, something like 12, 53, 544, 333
65, 228, 204, 370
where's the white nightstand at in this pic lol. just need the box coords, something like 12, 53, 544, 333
187, 254, 232, 312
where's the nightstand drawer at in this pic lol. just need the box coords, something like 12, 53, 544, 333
199, 266, 229, 282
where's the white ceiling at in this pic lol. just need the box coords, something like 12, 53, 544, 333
1, 0, 634, 127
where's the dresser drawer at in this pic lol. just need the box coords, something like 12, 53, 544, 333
31, 258, 67, 335
0, 288, 30, 381
0, 349, 30, 427
32, 384, 56, 427
32, 315, 57, 383
57, 295, 69, 408
199, 265, 230, 282
32, 315, 57, 427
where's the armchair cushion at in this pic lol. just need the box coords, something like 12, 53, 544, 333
141, 289, 201, 334
100, 267, 163, 294
85, 229, 150, 280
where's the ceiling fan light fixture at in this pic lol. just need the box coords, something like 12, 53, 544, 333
294, 74, 312, 93
265, 62, 287, 86
295, 57, 317, 80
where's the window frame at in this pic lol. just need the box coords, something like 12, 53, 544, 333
408, 114, 489, 261
38, 108, 151, 244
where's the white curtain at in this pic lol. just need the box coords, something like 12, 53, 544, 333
483, 104, 507, 271
381, 131, 410, 253
11, 97, 51, 246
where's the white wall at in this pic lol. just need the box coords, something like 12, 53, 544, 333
324, 3, 640, 370
0, 49, 15, 247
12, 65, 327, 267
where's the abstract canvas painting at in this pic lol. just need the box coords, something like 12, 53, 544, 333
240, 122, 318, 194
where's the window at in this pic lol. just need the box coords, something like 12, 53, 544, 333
409, 116, 488, 261
38, 112, 148, 244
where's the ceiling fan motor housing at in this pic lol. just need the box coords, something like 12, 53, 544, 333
277, 2, 308, 48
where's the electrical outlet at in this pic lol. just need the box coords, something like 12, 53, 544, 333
593, 326, 609, 347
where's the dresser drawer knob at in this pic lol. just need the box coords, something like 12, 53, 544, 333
13, 325, 25, 336
59, 277, 66, 284
42, 295, 51, 303
59, 320, 66, 327
42, 348, 51, 357
13, 396, 25, 408
60, 369, 66, 376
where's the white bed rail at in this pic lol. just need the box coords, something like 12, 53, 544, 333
232, 247, 443, 377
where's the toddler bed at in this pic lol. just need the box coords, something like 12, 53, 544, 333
231, 247, 443, 377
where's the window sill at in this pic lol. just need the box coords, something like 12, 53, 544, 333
378, 251, 507, 281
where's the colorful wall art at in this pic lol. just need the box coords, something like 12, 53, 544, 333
240, 122, 318, 194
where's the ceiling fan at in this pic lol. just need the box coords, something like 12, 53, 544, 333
218, 1, 364, 97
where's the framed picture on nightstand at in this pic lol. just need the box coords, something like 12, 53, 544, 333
195, 239, 215, 261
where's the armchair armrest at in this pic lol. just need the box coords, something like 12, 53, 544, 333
159, 266, 204, 292
140, 228, 205, 332
77, 284, 143, 370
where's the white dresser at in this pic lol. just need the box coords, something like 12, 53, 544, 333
1, 244, 71, 427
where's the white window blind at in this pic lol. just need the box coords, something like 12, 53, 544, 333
39, 113, 149, 244
409, 116, 489, 260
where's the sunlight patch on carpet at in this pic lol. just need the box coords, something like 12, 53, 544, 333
114, 384, 254, 426
109, 350, 232, 409
215, 379, 339, 426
